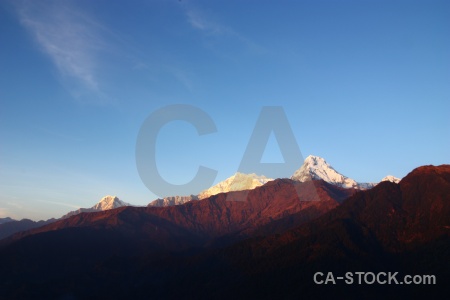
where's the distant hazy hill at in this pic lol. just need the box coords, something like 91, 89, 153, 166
0, 195, 130, 241
0, 217, 15, 225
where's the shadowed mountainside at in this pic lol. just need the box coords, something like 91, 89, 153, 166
3, 179, 353, 249
0, 165, 448, 299
0, 217, 14, 224
0, 218, 55, 240
0, 196, 130, 240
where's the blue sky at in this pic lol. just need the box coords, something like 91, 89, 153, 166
1, 0, 449, 220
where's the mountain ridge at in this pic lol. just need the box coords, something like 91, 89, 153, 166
0, 195, 130, 241
0, 217, 15, 225
0, 164, 447, 299
3, 179, 354, 248
148, 155, 400, 207
147, 172, 274, 207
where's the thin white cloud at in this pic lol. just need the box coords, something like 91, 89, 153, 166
15, 0, 108, 103
37, 199, 81, 209
185, 7, 265, 55
186, 9, 230, 35
166, 66, 195, 91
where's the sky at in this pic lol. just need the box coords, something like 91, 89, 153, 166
0, 0, 449, 221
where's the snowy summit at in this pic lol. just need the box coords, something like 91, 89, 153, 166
148, 195, 198, 207
148, 173, 274, 207
198, 172, 274, 199
381, 175, 401, 184
92, 195, 130, 210
291, 155, 368, 189
61, 195, 130, 219
290, 155, 401, 190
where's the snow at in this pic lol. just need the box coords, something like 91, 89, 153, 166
291, 155, 402, 189
148, 195, 198, 207
91, 195, 131, 210
198, 172, 274, 199
61, 195, 131, 219
291, 155, 377, 189
381, 175, 401, 184
147, 173, 274, 207
147, 155, 402, 207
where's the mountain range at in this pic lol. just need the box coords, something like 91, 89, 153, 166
198, 172, 274, 199
0, 164, 448, 299
147, 155, 400, 207
0, 155, 400, 240
0, 196, 129, 240
147, 172, 273, 207
0, 218, 55, 240
0, 217, 14, 224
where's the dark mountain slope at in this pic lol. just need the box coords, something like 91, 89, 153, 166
184, 165, 450, 299
3, 179, 352, 248
0, 165, 447, 299
0, 218, 55, 240
110, 165, 449, 299
0, 217, 14, 224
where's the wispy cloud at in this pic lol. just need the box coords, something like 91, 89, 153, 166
166, 66, 195, 92
185, 8, 265, 55
15, 0, 109, 103
186, 9, 230, 36
37, 199, 81, 209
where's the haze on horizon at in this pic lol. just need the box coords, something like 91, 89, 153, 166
0, 0, 449, 221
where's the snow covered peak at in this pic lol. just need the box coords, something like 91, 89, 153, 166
291, 155, 374, 189
198, 172, 273, 199
304, 155, 328, 166
381, 175, 401, 184
91, 195, 130, 211
147, 173, 273, 207
61, 195, 131, 219
148, 195, 198, 207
